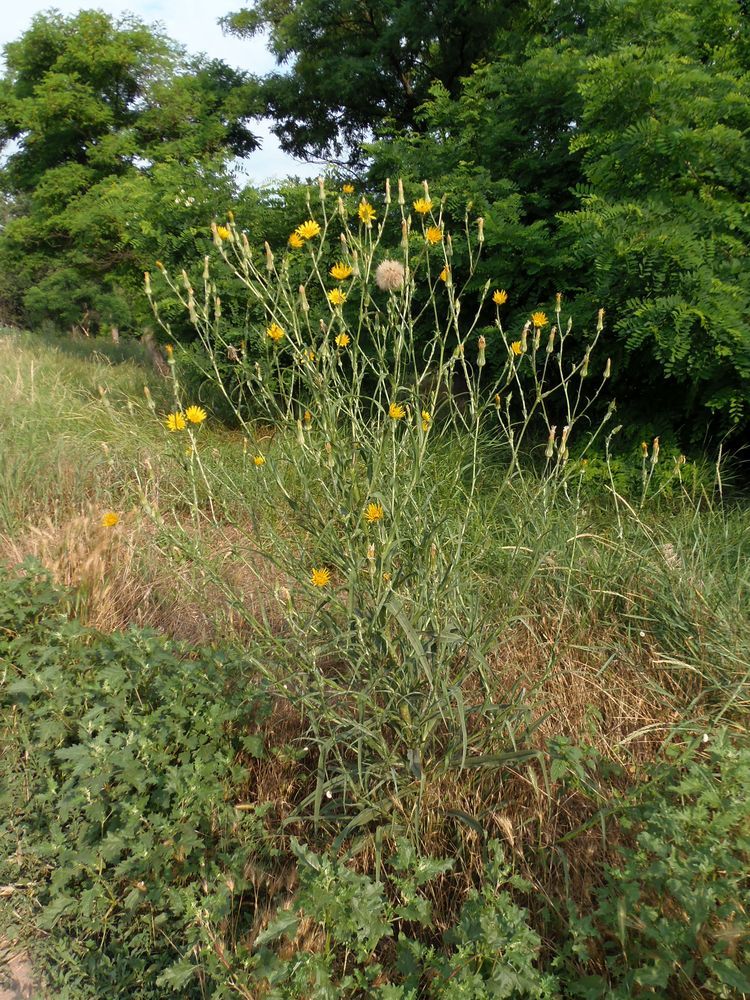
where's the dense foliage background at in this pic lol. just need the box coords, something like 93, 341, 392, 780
1, 0, 749, 441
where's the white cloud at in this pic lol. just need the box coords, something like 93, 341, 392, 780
0, 1, 309, 183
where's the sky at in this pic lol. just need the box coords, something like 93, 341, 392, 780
0, 0, 309, 184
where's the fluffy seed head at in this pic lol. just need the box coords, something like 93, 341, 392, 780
375, 259, 405, 292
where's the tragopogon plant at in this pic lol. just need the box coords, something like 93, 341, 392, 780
145, 178, 612, 839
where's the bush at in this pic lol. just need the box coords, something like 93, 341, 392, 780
1, 566, 273, 998
563, 736, 750, 998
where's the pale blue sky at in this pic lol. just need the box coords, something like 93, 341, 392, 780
0, 1, 310, 183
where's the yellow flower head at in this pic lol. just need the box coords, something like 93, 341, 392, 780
155, 260, 165, 270
267, 322, 285, 341
421, 410, 431, 431
288, 232, 305, 249
306, 348, 316, 362
342, 183, 355, 194
254, 454, 266, 467
531, 311, 549, 328
311, 566, 331, 588
335, 332, 350, 348
185, 405, 207, 425
364, 502, 384, 524
165, 411, 186, 432
493, 289, 508, 305
165, 343, 174, 357
295, 219, 321, 240
425, 226, 443, 245
358, 201, 376, 226
101, 511, 120, 528
389, 401, 406, 420
327, 288, 347, 306
439, 266, 450, 283
330, 262, 353, 280
511, 341, 523, 356
413, 197, 433, 215
304, 409, 312, 424
215, 225, 230, 241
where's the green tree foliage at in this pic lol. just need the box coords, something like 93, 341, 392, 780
367, 0, 750, 439
0, 10, 258, 335
220, 0, 520, 163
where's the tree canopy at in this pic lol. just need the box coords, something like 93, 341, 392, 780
220, 0, 520, 163
0, 10, 258, 333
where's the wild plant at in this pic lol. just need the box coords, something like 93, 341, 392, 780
146, 178, 614, 842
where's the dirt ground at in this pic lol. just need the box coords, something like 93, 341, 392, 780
0, 945, 38, 1000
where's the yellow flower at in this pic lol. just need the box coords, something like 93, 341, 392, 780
295, 219, 321, 240
421, 410, 431, 431
254, 454, 266, 467
425, 226, 443, 245
216, 225, 230, 241
267, 322, 285, 341
101, 511, 120, 528
165, 411, 186, 432
306, 349, 316, 362
342, 183, 355, 194
382, 572, 392, 583
330, 262, 353, 280
335, 332, 350, 348
531, 311, 549, 328
327, 288, 347, 306
389, 401, 406, 420
311, 566, 331, 587
164, 343, 174, 357
155, 260, 165, 270
304, 409, 312, 424
185, 405, 207, 425
511, 341, 523, 356
493, 289, 508, 305
358, 201, 376, 226
439, 266, 450, 283
364, 502, 384, 523
288, 232, 305, 249
413, 197, 432, 214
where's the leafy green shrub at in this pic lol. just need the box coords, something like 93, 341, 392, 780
564, 736, 750, 998
1, 566, 273, 998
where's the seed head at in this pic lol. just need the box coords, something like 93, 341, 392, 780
375, 259, 405, 292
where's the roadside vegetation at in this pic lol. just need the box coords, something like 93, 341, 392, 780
1, 187, 748, 996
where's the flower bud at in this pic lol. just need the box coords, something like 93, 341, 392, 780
597, 308, 605, 332
546, 326, 556, 353
581, 348, 590, 378
477, 335, 486, 367
385, 177, 391, 204
477, 217, 484, 243
651, 437, 660, 466
604, 357, 611, 379
144, 271, 151, 294
296, 419, 305, 446
546, 426, 557, 459
556, 291, 562, 310
264, 241, 274, 272
641, 441, 648, 458
398, 178, 405, 205
299, 284, 309, 312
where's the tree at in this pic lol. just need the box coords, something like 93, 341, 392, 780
367, 0, 750, 439
0, 10, 259, 335
220, 0, 522, 164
